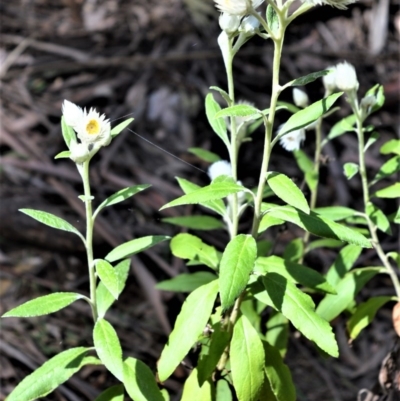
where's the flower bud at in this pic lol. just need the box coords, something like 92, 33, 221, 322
239, 14, 260, 36
279, 128, 306, 152
219, 12, 241, 33
322, 67, 337, 94
293, 88, 309, 108
208, 160, 232, 181
335, 62, 359, 93
360, 95, 377, 114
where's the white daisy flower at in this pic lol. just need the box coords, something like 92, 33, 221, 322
335, 61, 359, 93
62, 100, 111, 148
214, 0, 264, 16
293, 88, 309, 108
279, 128, 306, 152
300, 0, 357, 9
208, 160, 232, 181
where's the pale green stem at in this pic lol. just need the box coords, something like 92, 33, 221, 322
354, 112, 400, 299
251, 33, 285, 238
81, 160, 98, 321
303, 118, 322, 248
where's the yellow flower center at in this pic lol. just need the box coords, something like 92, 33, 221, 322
86, 119, 100, 135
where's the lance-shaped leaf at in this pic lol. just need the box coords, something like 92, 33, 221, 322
370, 156, 400, 186
123, 357, 164, 401
93, 318, 123, 381
170, 233, 219, 269
230, 315, 265, 401
105, 235, 170, 263
265, 312, 289, 358
19, 209, 84, 243
95, 385, 125, 401
188, 147, 221, 163
205, 93, 229, 147
181, 368, 214, 401
314, 206, 358, 221
286, 69, 330, 88
160, 179, 245, 210
158, 280, 219, 382
266, 172, 310, 214
97, 259, 130, 318
156, 272, 217, 293
2, 292, 85, 318
366, 202, 391, 235
176, 177, 226, 216
380, 139, 400, 156
219, 234, 257, 310
96, 260, 119, 300
263, 341, 296, 401
111, 118, 134, 138
254, 256, 335, 294
373, 182, 400, 199
94, 184, 151, 219
214, 104, 260, 120
254, 273, 339, 357
323, 114, 356, 145
162, 215, 224, 230
266, 205, 372, 248
6, 347, 91, 401
316, 268, 381, 322
280, 92, 342, 136
54, 150, 71, 159
347, 296, 396, 340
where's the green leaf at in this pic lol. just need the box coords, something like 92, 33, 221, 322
266, 172, 310, 214
366, 202, 391, 234
2, 292, 84, 318
170, 233, 219, 269
380, 139, 400, 156
205, 93, 229, 147
266, 205, 372, 248
289, 70, 329, 87
230, 315, 265, 401
266, 4, 279, 35
314, 206, 358, 221
283, 238, 304, 262
123, 357, 164, 401
279, 93, 342, 135
19, 209, 84, 242
210, 86, 232, 105
316, 268, 380, 322
365, 84, 385, 114
61, 116, 76, 149
105, 235, 170, 263
97, 259, 130, 318
364, 132, 380, 152
6, 347, 90, 401
160, 180, 245, 210
325, 244, 362, 287
156, 272, 217, 293
54, 150, 71, 159
263, 341, 296, 401
254, 256, 336, 294
214, 104, 260, 120
293, 149, 314, 173
347, 296, 395, 340
181, 368, 214, 401
158, 280, 219, 382
343, 162, 359, 180
96, 260, 119, 300
254, 273, 339, 357
93, 318, 123, 381
176, 177, 226, 216
219, 234, 257, 310
197, 320, 230, 385
371, 156, 400, 186
306, 238, 343, 252
188, 147, 221, 163
162, 215, 224, 230
216, 380, 233, 401
265, 312, 289, 358
111, 118, 134, 138
94, 384, 124, 401
324, 114, 356, 144
94, 185, 151, 218
258, 214, 285, 234
373, 182, 400, 198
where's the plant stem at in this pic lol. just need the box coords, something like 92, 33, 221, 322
81, 160, 98, 321
355, 114, 400, 299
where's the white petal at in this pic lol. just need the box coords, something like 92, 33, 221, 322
208, 160, 232, 181
62, 100, 84, 129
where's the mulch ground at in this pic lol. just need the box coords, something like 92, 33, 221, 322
1, 1, 399, 400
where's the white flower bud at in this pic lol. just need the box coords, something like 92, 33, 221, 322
69, 140, 92, 164
360, 95, 377, 113
293, 88, 309, 108
335, 62, 359, 93
239, 14, 260, 35
214, 0, 264, 16
279, 128, 306, 152
219, 13, 241, 33
208, 160, 232, 181
322, 67, 337, 94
